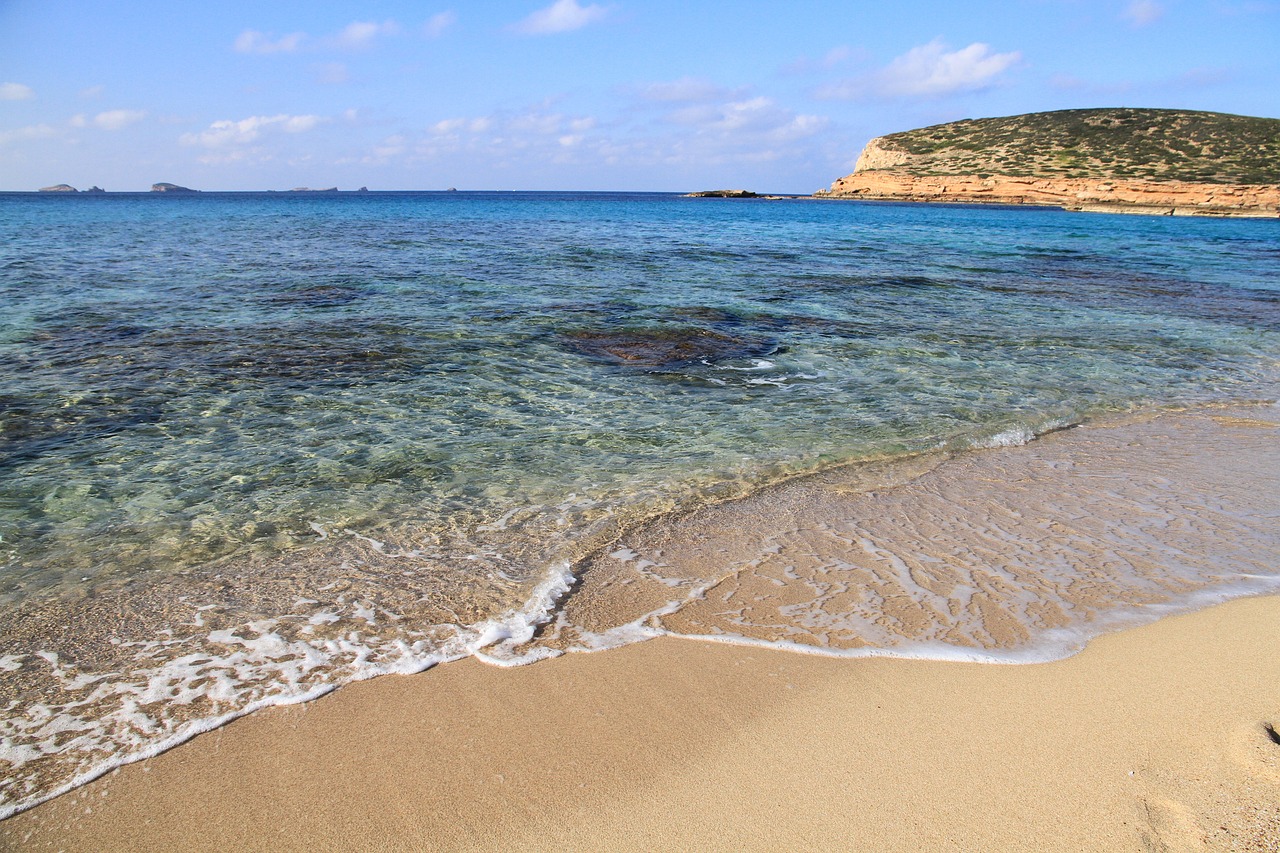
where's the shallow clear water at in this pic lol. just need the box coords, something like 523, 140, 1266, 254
1, 191, 1278, 816
4, 192, 1277, 596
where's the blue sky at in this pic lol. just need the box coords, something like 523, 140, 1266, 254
1, 1, 1276, 191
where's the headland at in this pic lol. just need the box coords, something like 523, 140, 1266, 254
815, 108, 1280, 217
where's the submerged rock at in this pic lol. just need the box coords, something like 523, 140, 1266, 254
563, 327, 775, 369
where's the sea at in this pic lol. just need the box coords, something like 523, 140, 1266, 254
1, 190, 1279, 817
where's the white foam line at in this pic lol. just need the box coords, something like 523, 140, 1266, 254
607, 575, 1280, 667
0, 559, 581, 822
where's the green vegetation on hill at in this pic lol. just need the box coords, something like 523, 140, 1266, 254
869, 108, 1280, 184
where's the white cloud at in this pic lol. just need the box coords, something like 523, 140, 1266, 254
1123, 0, 1165, 26
1, 82, 35, 101
233, 30, 306, 54
0, 123, 56, 145
664, 96, 827, 144
79, 85, 105, 99
431, 117, 494, 136
330, 20, 400, 50
514, 0, 609, 35
181, 114, 327, 148
233, 20, 400, 54
879, 40, 1021, 96
424, 11, 457, 38
817, 39, 1021, 99
638, 77, 733, 103
90, 109, 146, 131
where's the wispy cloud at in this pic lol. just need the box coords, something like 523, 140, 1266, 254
181, 114, 328, 148
782, 45, 866, 75
313, 63, 350, 85
513, 0, 610, 35
1123, 0, 1165, 26
0, 124, 56, 145
424, 11, 457, 38
233, 30, 306, 54
666, 96, 827, 142
816, 39, 1021, 99
70, 109, 147, 131
636, 77, 736, 103
328, 20, 400, 50
0, 82, 35, 101
233, 20, 402, 54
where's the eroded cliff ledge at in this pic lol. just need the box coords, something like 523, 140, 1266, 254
816, 108, 1280, 218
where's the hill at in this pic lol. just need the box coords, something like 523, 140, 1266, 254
818, 108, 1280, 217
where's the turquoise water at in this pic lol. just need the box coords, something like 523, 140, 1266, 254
4, 192, 1276, 595
0, 191, 1278, 815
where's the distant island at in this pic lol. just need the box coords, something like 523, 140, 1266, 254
815, 108, 1280, 217
151, 182, 198, 193
38, 184, 105, 193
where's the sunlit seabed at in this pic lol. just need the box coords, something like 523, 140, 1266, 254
1, 191, 1278, 817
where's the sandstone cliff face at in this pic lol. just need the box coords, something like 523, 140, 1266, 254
816, 171, 1280, 217
852, 137, 910, 173
821, 108, 1280, 217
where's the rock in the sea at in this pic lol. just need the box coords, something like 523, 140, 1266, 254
84, 186, 106, 193
38, 184, 78, 193
563, 327, 775, 369
684, 189, 759, 198
151, 182, 197, 193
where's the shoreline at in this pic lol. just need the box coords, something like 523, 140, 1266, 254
4, 594, 1279, 851
2, 401, 1279, 848
3, 400, 1280, 823
814, 172, 1280, 217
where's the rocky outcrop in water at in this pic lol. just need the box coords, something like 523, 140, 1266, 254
151, 182, 197, 193
684, 189, 759, 198
38, 184, 78, 193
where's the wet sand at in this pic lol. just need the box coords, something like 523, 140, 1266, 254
4, 403, 1280, 850
4, 593, 1279, 852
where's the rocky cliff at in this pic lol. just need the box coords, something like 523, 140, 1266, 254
818, 108, 1280, 217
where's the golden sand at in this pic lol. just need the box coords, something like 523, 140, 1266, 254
3, 594, 1277, 852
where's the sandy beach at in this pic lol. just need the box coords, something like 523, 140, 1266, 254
4, 403, 1280, 850
2, 592, 1277, 851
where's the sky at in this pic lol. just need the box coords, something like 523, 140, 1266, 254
1, 0, 1277, 192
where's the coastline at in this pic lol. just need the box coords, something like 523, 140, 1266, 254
4, 594, 1278, 851
814, 172, 1280, 217
3, 401, 1279, 850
